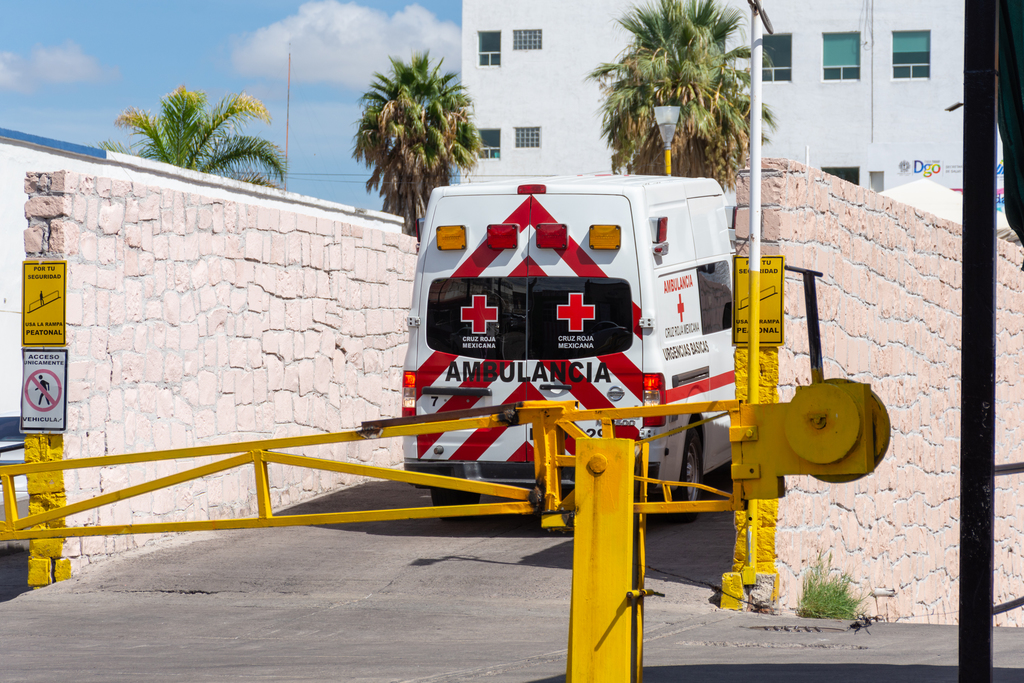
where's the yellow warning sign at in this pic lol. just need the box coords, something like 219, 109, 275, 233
23, 260, 66, 346
732, 255, 784, 347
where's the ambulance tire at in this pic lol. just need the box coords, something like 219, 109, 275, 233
673, 429, 704, 524
429, 486, 482, 515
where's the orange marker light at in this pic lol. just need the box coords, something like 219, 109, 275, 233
589, 224, 621, 250
436, 225, 467, 250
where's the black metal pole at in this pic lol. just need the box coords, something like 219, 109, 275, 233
960, 0, 998, 680
785, 265, 825, 384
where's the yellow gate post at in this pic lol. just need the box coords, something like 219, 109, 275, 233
567, 438, 636, 682
722, 346, 780, 610
24, 434, 70, 587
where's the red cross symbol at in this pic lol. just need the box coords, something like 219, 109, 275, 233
461, 295, 498, 334
677, 294, 685, 322
556, 293, 596, 332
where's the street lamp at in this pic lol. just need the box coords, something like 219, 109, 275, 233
653, 105, 680, 176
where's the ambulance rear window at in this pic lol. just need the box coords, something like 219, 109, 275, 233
425, 277, 633, 360
529, 277, 633, 359
426, 278, 527, 360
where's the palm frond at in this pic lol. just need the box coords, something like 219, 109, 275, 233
108, 85, 285, 188
589, 0, 774, 189
353, 51, 480, 235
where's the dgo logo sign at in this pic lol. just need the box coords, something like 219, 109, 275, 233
914, 160, 942, 178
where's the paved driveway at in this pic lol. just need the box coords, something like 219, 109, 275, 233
0, 478, 1021, 682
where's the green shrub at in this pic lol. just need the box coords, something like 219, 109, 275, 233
797, 552, 866, 619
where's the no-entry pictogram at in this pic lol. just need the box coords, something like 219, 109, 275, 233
461, 295, 498, 334
21, 348, 68, 433
26, 368, 62, 411
557, 293, 596, 332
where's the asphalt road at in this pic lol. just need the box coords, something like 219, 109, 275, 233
0, 478, 1022, 682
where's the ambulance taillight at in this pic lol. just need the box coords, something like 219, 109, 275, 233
536, 223, 568, 249
652, 217, 669, 256
486, 224, 518, 249
656, 216, 668, 242
518, 184, 546, 194
402, 371, 417, 417
642, 373, 666, 426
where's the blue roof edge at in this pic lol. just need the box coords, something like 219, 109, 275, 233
0, 127, 107, 160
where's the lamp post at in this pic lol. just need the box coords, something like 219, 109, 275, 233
653, 105, 680, 176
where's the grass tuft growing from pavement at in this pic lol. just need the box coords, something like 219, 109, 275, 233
797, 552, 866, 619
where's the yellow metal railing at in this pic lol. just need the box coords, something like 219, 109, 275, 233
0, 399, 740, 541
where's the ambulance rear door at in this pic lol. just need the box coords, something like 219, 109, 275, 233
524, 192, 644, 446
413, 193, 531, 466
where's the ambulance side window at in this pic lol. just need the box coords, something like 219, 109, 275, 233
696, 261, 732, 334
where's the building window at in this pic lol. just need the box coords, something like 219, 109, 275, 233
763, 34, 792, 82
515, 127, 541, 148
479, 31, 501, 66
513, 29, 542, 50
869, 171, 884, 192
893, 31, 930, 79
822, 167, 860, 185
823, 32, 860, 80
479, 129, 501, 159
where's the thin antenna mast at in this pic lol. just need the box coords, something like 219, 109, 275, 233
285, 50, 291, 191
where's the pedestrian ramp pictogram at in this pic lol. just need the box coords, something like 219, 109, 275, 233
26, 290, 61, 315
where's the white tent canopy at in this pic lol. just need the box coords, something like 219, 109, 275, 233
880, 178, 1018, 242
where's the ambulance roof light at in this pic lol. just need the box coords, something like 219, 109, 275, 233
486, 223, 518, 250
436, 225, 467, 250
589, 224, 621, 250
518, 184, 546, 194
536, 223, 567, 249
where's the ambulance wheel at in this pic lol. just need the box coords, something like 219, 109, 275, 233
674, 429, 704, 524
429, 487, 481, 511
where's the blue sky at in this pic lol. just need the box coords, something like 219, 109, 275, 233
0, 1, 463, 210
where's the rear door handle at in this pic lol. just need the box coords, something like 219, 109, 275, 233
539, 383, 572, 391
422, 386, 492, 397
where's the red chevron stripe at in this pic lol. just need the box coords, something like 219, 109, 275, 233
598, 352, 644, 400
665, 370, 736, 404
417, 365, 529, 457
452, 198, 532, 278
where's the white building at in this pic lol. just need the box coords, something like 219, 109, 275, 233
462, 0, 976, 196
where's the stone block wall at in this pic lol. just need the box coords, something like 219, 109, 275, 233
23, 170, 417, 573
737, 159, 1024, 626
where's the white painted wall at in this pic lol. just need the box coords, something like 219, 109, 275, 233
462, 0, 973, 192
1, 130, 402, 414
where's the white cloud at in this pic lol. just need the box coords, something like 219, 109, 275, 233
231, 1, 461, 90
0, 41, 116, 93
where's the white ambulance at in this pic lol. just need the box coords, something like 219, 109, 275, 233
401, 175, 735, 514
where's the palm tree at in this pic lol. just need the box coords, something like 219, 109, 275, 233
100, 86, 286, 187
589, 0, 773, 190
354, 52, 480, 236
